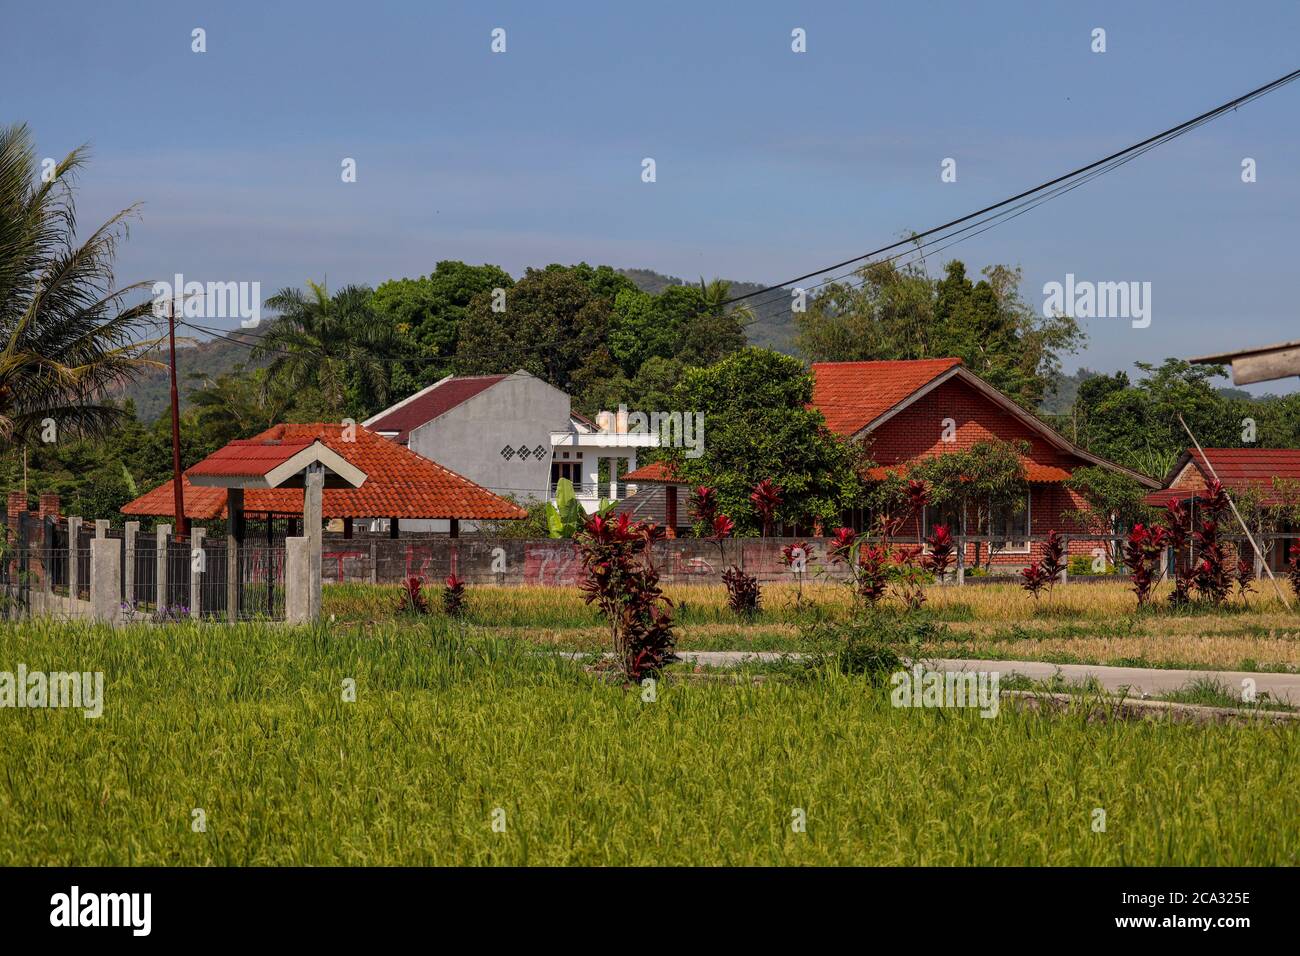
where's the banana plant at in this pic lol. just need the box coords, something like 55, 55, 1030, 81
545, 478, 615, 538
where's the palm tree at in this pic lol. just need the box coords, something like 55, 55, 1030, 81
675, 278, 754, 366
0, 123, 156, 445
254, 281, 391, 414
186, 366, 294, 446
698, 277, 755, 328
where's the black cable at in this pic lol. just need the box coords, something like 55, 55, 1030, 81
722, 67, 1300, 307
747, 117, 1198, 319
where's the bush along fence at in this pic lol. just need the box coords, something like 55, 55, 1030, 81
1, 499, 311, 624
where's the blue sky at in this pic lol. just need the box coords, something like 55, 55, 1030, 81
5, 1, 1299, 391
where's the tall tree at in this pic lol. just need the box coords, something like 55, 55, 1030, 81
796, 256, 1083, 407
0, 123, 155, 445
454, 266, 610, 393
186, 366, 294, 448
370, 260, 514, 391
666, 348, 864, 533
253, 281, 381, 417
1070, 359, 1242, 478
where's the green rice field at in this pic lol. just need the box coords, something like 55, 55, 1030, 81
1, 614, 1297, 865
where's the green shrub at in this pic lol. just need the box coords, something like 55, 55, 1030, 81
798, 613, 943, 684
1069, 555, 1096, 576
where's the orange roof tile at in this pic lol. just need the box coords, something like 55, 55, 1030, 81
188, 439, 314, 480
811, 358, 963, 436
122, 423, 528, 521
623, 461, 682, 483
865, 459, 1071, 483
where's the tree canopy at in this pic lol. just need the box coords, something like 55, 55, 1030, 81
664, 348, 865, 533
796, 257, 1083, 408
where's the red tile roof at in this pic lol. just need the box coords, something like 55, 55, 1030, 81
365, 374, 507, 443
187, 439, 315, 480
1143, 448, 1300, 507
623, 461, 682, 483
866, 459, 1071, 483
122, 423, 528, 521
811, 358, 963, 436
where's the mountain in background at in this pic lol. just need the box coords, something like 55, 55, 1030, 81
115, 267, 1252, 423
111, 336, 267, 423
116, 268, 798, 422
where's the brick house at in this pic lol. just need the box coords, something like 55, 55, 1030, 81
1143, 447, 1300, 571
620, 358, 1158, 563
812, 358, 1159, 567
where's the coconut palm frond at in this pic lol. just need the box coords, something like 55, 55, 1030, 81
0, 123, 155, 445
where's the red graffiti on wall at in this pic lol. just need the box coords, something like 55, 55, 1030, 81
523, 543, 582, 586
662, 546, 714, 577
323, 550, 367, 584
404, 545, 434, 580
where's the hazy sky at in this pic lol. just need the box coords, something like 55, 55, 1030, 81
5, 1, 1299, 392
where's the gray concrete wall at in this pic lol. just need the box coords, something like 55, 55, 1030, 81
405, 371, 571, 523
319, 536, 853, 586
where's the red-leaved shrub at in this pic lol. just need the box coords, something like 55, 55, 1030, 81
923, 524, 955, 581
442, 574, 467, 616
1122, 523, 1167, 606
749, 479, 783, 537
576, 513, 676, 680
1019, 562, 1050, 601
398, 575, 430, 615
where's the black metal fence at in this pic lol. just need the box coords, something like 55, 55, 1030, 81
238, 543, 286, 620
131, 534, 157, 613
74, 528, 92, 601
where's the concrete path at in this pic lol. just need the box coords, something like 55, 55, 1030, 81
672, 651, 1300, 705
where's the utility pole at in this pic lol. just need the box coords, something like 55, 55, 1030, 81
167, 298, 187, 538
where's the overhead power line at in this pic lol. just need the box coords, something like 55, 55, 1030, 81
722, 67, 1300, 308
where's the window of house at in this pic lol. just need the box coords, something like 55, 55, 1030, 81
988, 493, 1031, 553
550, 459, 582, 488
922, 500, 964, 537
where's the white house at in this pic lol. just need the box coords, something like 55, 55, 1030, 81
363, 369, 657, 530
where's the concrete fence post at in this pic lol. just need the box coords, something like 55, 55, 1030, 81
156, 523, 171, 614
1059, 534, 1069, 585
124, 521, 139, 613
94, 518, 109, 538
227, 488, 243, 623
190, 527, 206, 619
67, 516, 82, 599
304, 468, 323, 621
89, 537, 122, 624
285, 536, 309, 624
